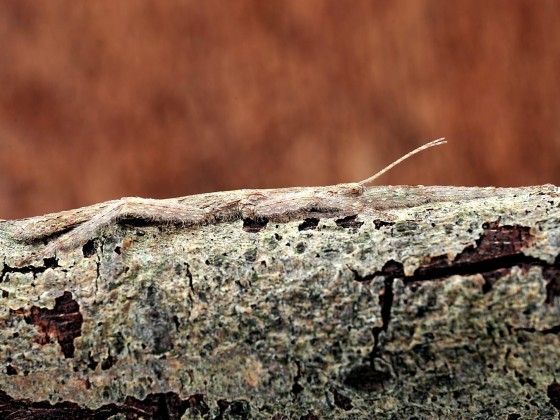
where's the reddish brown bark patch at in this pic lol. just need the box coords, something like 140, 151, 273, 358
372, 219, 394, 230
0, 389, 196, 419
101, 355, 118, 370
298, 218, 320, 231
216, 399, 252, 419
186, 393, 210, 416
243, 217, 269, 232
335, 215, 364, 229
411, 221, 538, 285
455, 221, 533, 264
20, 291, 83, 358
547, 381, 560, 412
343, 364, 392, 392
331, 388, 353, 411
543, 262, 560, 304
6, 365, 17, 375
351, 224, 540, 287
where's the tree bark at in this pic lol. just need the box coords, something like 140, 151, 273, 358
0, 185, 559, 419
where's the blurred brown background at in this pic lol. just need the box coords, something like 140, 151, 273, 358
1, 1, 559, 219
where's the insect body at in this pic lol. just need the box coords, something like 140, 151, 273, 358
5, 139, 446, 257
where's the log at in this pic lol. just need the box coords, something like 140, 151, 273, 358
0, 185, 559, 419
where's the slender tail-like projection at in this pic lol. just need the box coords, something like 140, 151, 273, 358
358, 138, 446, 186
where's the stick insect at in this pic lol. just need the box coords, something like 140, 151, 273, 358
6, 139, 447, 258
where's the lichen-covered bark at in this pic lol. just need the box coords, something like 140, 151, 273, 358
1, 186, 560, 419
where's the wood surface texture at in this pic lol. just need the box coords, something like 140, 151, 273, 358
0, 185, 559, 419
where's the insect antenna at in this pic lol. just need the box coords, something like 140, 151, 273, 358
358, 138, 447, 186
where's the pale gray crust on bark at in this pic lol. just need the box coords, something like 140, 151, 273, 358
0, 185, 559, 419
